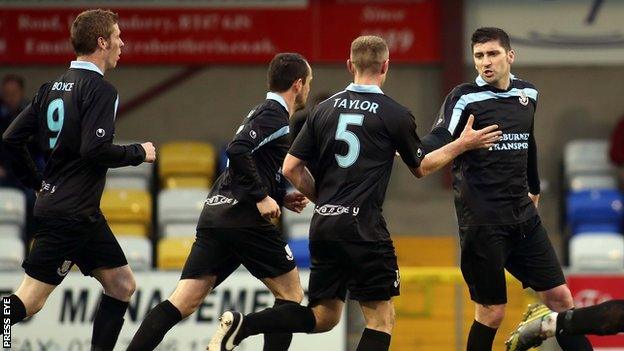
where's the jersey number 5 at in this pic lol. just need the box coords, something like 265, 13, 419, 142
47, 98, 64, 148
335, 113, 364, 168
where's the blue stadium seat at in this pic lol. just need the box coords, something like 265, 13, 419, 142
218, 144, 229, 175
567, 189, 624, 235
288, 238, 310, 268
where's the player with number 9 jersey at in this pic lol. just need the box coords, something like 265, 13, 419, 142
4, 64, 146, 220
2, 44, 150, 289
1, 10, 158, 351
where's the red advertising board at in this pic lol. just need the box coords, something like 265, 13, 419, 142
314, 1, 440, 63
567, 275, 624, 348
0, 0, 441, 64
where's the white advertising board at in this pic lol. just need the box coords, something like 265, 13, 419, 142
0, 270, 346, 351
465, 0, 624, 65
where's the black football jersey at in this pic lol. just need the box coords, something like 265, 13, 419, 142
2, 61, 145, 221
432, 74, 539, 226
197, 93, 290, 228
290, 83, 425, 241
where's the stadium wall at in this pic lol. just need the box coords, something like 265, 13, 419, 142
2, 65, 624, 236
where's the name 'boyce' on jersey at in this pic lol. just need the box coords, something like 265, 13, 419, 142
2, 61, 145, 221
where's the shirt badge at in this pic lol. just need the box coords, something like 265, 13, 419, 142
519, 91, 529, 106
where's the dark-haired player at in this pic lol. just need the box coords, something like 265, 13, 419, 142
423, 27, 593, 351
127, 53, 312, 351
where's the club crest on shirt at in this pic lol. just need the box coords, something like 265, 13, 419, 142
57, 260, 72, 277
519, 91, 529, 106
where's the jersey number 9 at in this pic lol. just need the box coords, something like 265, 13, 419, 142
47, 98, 65, 148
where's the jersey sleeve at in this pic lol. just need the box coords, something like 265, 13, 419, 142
386, 110, 425, 169
80, 83, 145, 168
421, 87, 469, 153
1, 86, 46, 190
433, 87, 470, 137
289, 113, 316, 161
226, 108, 289, 203
2, 104, 43, 190
527, 119, 541, 195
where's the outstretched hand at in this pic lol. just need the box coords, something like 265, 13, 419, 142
459, 114, 502, 151
283, 191, 310, 213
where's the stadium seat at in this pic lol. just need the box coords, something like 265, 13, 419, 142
0, 224, 21, 239
0, 187, 26, 229
570, 232, 624, 271
158, 188, 208, 237
157, 237, 194, 269
218, 144, 229, 175
159, 142, 216, 189
567, 189, 623, 234
564, 139, 613, 179
286, 222, 310, 239
394, 236, 458, 267
163, 223, 197, 237
282, 202, 315, 239
106, 176, 150, 191
101, 189, 152, 236
288, 238, 310, 268
117, 236, 152, 270
569, 174, 617, 191
0, 236, 24, 270
106, 159, 153, 191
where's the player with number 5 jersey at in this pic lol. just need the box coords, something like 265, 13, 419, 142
1, 9, 155, 351
207, 35, 501, 351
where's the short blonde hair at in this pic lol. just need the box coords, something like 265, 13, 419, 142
350, 35, 389, 74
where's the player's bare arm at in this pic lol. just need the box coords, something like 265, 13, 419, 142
283, 191, 309, 213
283, 153, 316, 203
256, 195, 281, 219
141, 142, 156, 163
412, 115, 501, 178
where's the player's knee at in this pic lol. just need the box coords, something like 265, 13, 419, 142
108, 273, 136, 301
544, 288, 574, 312
171, 292, 205, 318
176, 300, 200, 318
280, 288, 304, 304
476, 305, 506, 328
26, 298, 46, 317
312, 310, 341, 333
366, 310, 395, 333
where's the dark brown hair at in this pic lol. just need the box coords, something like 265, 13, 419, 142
267, 53, 309, 92
70, 9, 119, 56
471, 27, 512, 52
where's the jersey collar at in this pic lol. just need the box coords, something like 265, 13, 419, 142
475, 73, 516, 87
70, 61, 104, 76
346, 83, 384, 94
266, 92, 289, 114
